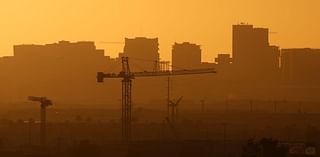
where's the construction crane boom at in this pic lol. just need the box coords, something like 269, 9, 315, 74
98, 68, 215, 80
97, 57, 216, 143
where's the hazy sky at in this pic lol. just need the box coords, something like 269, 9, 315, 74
0, 0, 319, 62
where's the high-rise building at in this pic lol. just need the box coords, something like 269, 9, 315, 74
281, 48, 320, 85
172, 42, 201, 70
232, 24, 280, 81
123, 37, 160, 72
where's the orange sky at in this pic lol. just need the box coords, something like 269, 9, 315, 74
0, 0, 319, 62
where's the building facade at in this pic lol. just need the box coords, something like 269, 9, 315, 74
281, 48, 320, 85
232, 24, 280, 82
172, 42, 202, 70
123, 37, 160, 72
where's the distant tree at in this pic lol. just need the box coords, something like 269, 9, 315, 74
242, 138, 287, 157
306, 125, 320, 142
242, 139, 259, 157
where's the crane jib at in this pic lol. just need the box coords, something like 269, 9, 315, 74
96, 57, 217, 143
133, 69, 216, 77
97, 68, 216, 80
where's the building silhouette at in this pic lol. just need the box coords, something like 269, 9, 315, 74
281, 48, 320, 86
215, 54, 232, 66
121, 37, 160, 72
213, 54, 232, 79
0, 24, 319, 106
232, 24, 280, 82
14, 41, 104, 58
0, 41, 116, 104
172, 42, 202, 70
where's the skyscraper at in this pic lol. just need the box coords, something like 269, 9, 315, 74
172, 42, 202, 70
281, 48, 320, 85
123, 37, 160, 72
232, 24, 280, 82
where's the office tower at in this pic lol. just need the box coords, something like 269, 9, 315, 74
232, 24, 280, 81
172, 42, 201, 70
123, 37, 160, 72
281, 48, 320, 85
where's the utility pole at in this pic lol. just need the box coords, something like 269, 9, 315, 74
167, 77, 183, 123
273, 100, 286, 113
168, 96, 183, 123
167, 77, 170, 119
201, 100, 205, 114
28, 96, 52, 146
27, 118, 34, 146
165, 117, 179, 140
222, 123, 228, 157
225, 100, 229, 113
298, 101, 302, 114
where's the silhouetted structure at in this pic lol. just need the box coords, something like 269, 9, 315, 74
0, 41, 114, 104
0, 24, 319, 111
214, 54, 232, 78
172, 42, 202, 70
121, 37, 160, 72
281, 48, 320, 86
242, 138, 287, 157
157, 61, 171, 71
168, 96, 183, 123
28, 96, 52, 146
215, 54, 232, 65
232, 24, 280, 82
14, 41, 104, 57
97, 57, 215, 142
0, 23, 320, 157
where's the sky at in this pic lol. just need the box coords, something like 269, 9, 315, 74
0, 0, 319, 62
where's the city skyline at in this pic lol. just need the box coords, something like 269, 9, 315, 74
1, 1, 320, 156
0, 0, 319, 62
0, 23, 319, 106
0, 23, 318, 64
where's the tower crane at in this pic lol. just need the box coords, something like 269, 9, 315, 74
97, 57, 216, 143
28, 96, 53, 146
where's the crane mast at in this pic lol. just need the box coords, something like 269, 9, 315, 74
121, 57, 132, 143
28, 96, 53, 146
97, 57, 216, 143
